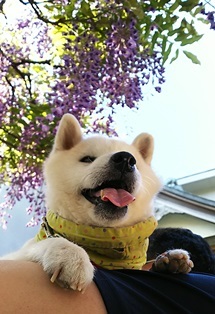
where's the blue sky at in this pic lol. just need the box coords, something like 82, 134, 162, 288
114, 24, 215, 182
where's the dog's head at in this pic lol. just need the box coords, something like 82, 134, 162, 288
44, 114, 161, 227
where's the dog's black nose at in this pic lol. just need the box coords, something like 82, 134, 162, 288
111, 151, 136, 173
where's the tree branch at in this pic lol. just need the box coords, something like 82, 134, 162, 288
0, 136, 18, 150
15, 59, 51, 66
5, 76, 16, 103
24, 0, 67, 25
0, 126, 21, 141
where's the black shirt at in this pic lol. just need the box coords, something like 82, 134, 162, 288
94, 269, 215, 314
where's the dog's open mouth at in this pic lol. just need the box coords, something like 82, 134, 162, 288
82, 180, 135, 208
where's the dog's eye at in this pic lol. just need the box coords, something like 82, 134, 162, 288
80, 156, 96, 163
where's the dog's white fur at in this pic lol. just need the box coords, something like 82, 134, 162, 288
1, 114, 192, 291
44, 115, 161, 227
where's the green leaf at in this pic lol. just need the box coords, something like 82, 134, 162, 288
192, 5, 204, 17
179, 0, 200, 12
130, 1, 145, 19
181, 34, 203, 46
162, 36, 167, 55
170, 48, 179, 63
183, 50, 201, 64
154, 14, 163, 26
197, 17, 210, 25
169, 1, 180, 12
163, 42, 173, 64
151, 31, 159, 52
80, 0, 94, 17
175, 32, 187, 42
168, 27, 181, 37
64, 2, 76, 17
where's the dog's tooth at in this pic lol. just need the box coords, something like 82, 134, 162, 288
100, 189, 108, 201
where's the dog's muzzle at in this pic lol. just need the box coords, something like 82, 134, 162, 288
81, 151, 137, 221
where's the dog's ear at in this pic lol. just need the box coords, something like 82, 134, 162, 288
53, 114, 82, 151
132, 133, 154, 165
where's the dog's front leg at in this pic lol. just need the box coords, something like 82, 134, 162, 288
1, 238, 94, 292
151, 249, 194, 274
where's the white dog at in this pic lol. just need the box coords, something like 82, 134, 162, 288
1, 114, 193, 291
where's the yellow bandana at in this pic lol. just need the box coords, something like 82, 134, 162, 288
36, 210, 157, 270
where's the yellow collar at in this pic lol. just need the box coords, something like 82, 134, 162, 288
36, 210, 157, 270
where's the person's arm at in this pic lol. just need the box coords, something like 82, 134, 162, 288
0, 260, 107, 314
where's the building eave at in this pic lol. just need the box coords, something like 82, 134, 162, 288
155, 186, 215, 223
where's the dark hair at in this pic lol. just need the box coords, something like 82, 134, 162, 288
148, 228, 215, 274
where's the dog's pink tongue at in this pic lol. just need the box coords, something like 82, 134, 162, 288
101, 188, 135, 207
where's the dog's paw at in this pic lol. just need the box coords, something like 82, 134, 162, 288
152, 249, 194, 274
41, 238, 94, 292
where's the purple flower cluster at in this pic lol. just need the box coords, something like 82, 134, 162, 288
0, 16, 52, 227
207, 11, 215, 29
48, 15, 165, 125
48, 32, 102, 123
0, 166, 45, 228
102, 18, 165, 107
200, 2, 215, 30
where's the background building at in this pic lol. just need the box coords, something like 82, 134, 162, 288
155, 169, 215, 252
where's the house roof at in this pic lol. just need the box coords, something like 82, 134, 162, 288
156, 186, 215, 224
166, 169, 215, 201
